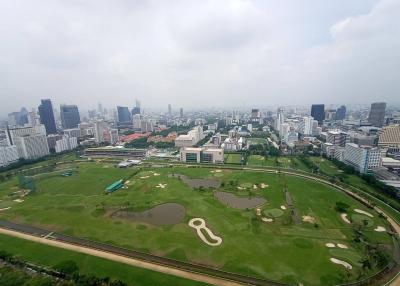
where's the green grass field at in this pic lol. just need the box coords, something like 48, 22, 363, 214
0, 234, 209, 286
224, 153, 243, 164
0, 161, 396, 286
247, 138, 268, 145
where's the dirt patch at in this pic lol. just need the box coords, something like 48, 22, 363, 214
169, 174, 220, 189
214, 191, 266, 209
375, 226, 386, 232
112, 203, 186, 226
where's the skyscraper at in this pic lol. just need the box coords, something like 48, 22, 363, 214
60, 105, 80, 129
38, 99, 57, 134
311, 104, 325, 125
368, 102, 386, 127
180, 108, 183, 118
117, 106, 131, 123
335, 105, 346, 120
168, 104, 172, 116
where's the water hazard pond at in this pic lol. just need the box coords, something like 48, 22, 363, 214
214, 191, 266, 209
112, 203, 186, 225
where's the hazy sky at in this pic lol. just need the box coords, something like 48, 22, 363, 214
0, 0, 399, 115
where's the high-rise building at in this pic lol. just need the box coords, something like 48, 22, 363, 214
344, 143, 381, 174
168, 104, 172, 116
7, 108, 28, 127
6, 125, 46, 146
132, 106, 141, 115
55, 136, 78, 153
368, 102, 386, 127
327, 130, 349, 147
299, 116, 314, 135
38, 99, 57, 134
94, 121, 108, 143
378, 125, 400, 151
117, 106, 131, 123
180, 108, 184, 118
311, 104, 325, 125
13, 133, 50, 160
60, 105, 80, 129
335, 105, 346, 120
0, 146, 19, 167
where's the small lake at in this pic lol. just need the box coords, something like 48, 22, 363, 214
168, 174, 220, 189
214, 191, 266, 209
112, 203, 185, 225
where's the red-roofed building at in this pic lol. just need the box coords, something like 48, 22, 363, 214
120, 132, 151, 143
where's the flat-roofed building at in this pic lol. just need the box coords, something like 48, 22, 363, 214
180, 147, 224, 163
13, 133, 50, 160
344, 143, 381, 174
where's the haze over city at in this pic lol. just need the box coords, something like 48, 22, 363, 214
1, 0, 400, 115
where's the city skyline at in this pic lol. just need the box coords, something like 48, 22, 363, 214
1, 0, 400, 115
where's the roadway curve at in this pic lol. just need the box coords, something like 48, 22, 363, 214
1, 162, 399, 286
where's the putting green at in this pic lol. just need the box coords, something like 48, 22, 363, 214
263, 208, 284, 218
351, 214, 374, 227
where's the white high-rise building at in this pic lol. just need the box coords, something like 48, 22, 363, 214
344, 143, 381, 173
13, 134, 50, 160
6, 125, 46, 145
108, 129, 119, 145
275, 108, 285, 132
279, 123, 290, 140
0, 145, 19, 167
94, 121, 107, 143
300, 116, 314, 135
55, 136, 78, 153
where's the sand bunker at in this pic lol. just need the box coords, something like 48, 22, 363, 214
140, 176, 150, 179
261, 217, 274, 222
155, 183, 167, 189
237, 186, 245, 190
0, 207, 11, 211
256, 208, 261, 216
302, 215, 316, 224
354, 209, 373, 218
153, 173, 160, 176
280, 205, 287, 210
260, 183, 269, 189
210, 170, 222, 173
330, 258, 352, 270
326, 243, 348, 249
341, 213, 351, 224
188, 218, 222, 246
214, 191, 266, 209
13, 199, 24, 203
374, 226, 386, 232
253, 185, 258, 189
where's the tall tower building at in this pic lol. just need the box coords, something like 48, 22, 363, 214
311, 104, 325, 125
335, 105, 346, 120
60, 105, 80, 129
168, 104, 172, 116
38, 99, 57, 134
117, 106, 131, 123
180, 108, 183, 118
368, 102, 386, 127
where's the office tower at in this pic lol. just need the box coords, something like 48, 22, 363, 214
97, 103, 104, 116
132, 106, 141, 115
13, 133, 50, 159
38, 99, 57, 134
7, 108, 29, 127
275, 108, 284, 131
327, 130, 349, 147
60, 105, 80, 129
0, 146, 19, 167
55, 136, 78, 153
368, 102, 386, 127
335, 105, 346, 120
6, 125, 46, 146
117, 106, 131, 123
311, 104, 325, 125
168, 104, 172, 116
180, 108, 183, 118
